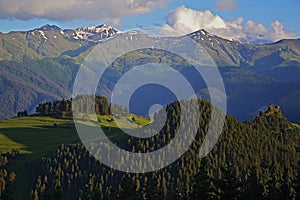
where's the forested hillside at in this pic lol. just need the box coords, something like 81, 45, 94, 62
27, 99, 300, 199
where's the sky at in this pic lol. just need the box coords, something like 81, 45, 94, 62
0, 0, 299, 43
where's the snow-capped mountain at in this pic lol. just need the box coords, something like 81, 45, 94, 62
13, 23, 123, 58
72, 24, 122, 42
26, 23, 122, 43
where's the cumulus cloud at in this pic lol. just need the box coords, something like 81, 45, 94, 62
0, 0, 167, 23
215, 0, 239, 10
163, 6, 296, 43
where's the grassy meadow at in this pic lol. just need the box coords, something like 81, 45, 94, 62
0, 114, 150, 198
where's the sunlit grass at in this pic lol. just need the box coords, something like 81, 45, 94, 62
0, 114, 151, 156
0, 133, 30, 154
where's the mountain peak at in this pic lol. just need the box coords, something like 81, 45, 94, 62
41, 24, 61, 30
75, 23, 121, 33
188, 29, 248, 44
73, 23, 121, 42
189, 29, 212, 36
258, 103, 284, 119
96, 23, 112, 28
30, 24, 62, 32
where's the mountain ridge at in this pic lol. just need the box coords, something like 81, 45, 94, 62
1, 24, 300, 123
1, 24, 300, 68
2, 24, 299, 44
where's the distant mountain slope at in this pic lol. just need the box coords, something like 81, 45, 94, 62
0, 56, 78, 116
0, 24, 121, 61
1, 25, 300, 123
218, 67, 300, 121
188, 30, 300, 82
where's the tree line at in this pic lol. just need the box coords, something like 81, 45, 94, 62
34, 95, 110, 117
33, 95, 132, 119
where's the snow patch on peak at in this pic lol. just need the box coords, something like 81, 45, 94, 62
38, 30, 47, 40
189, 29, 214, 39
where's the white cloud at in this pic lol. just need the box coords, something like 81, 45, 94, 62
0, 0, 167, 23
215, 0, 239, 10
163, 6, 296, 43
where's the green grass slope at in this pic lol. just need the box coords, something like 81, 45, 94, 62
0, 116, 79, 198
0, 114, 150, 198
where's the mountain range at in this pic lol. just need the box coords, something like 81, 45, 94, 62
1, 24, 300, 123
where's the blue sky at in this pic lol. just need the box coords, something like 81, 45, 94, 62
0, 0, 299, 42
